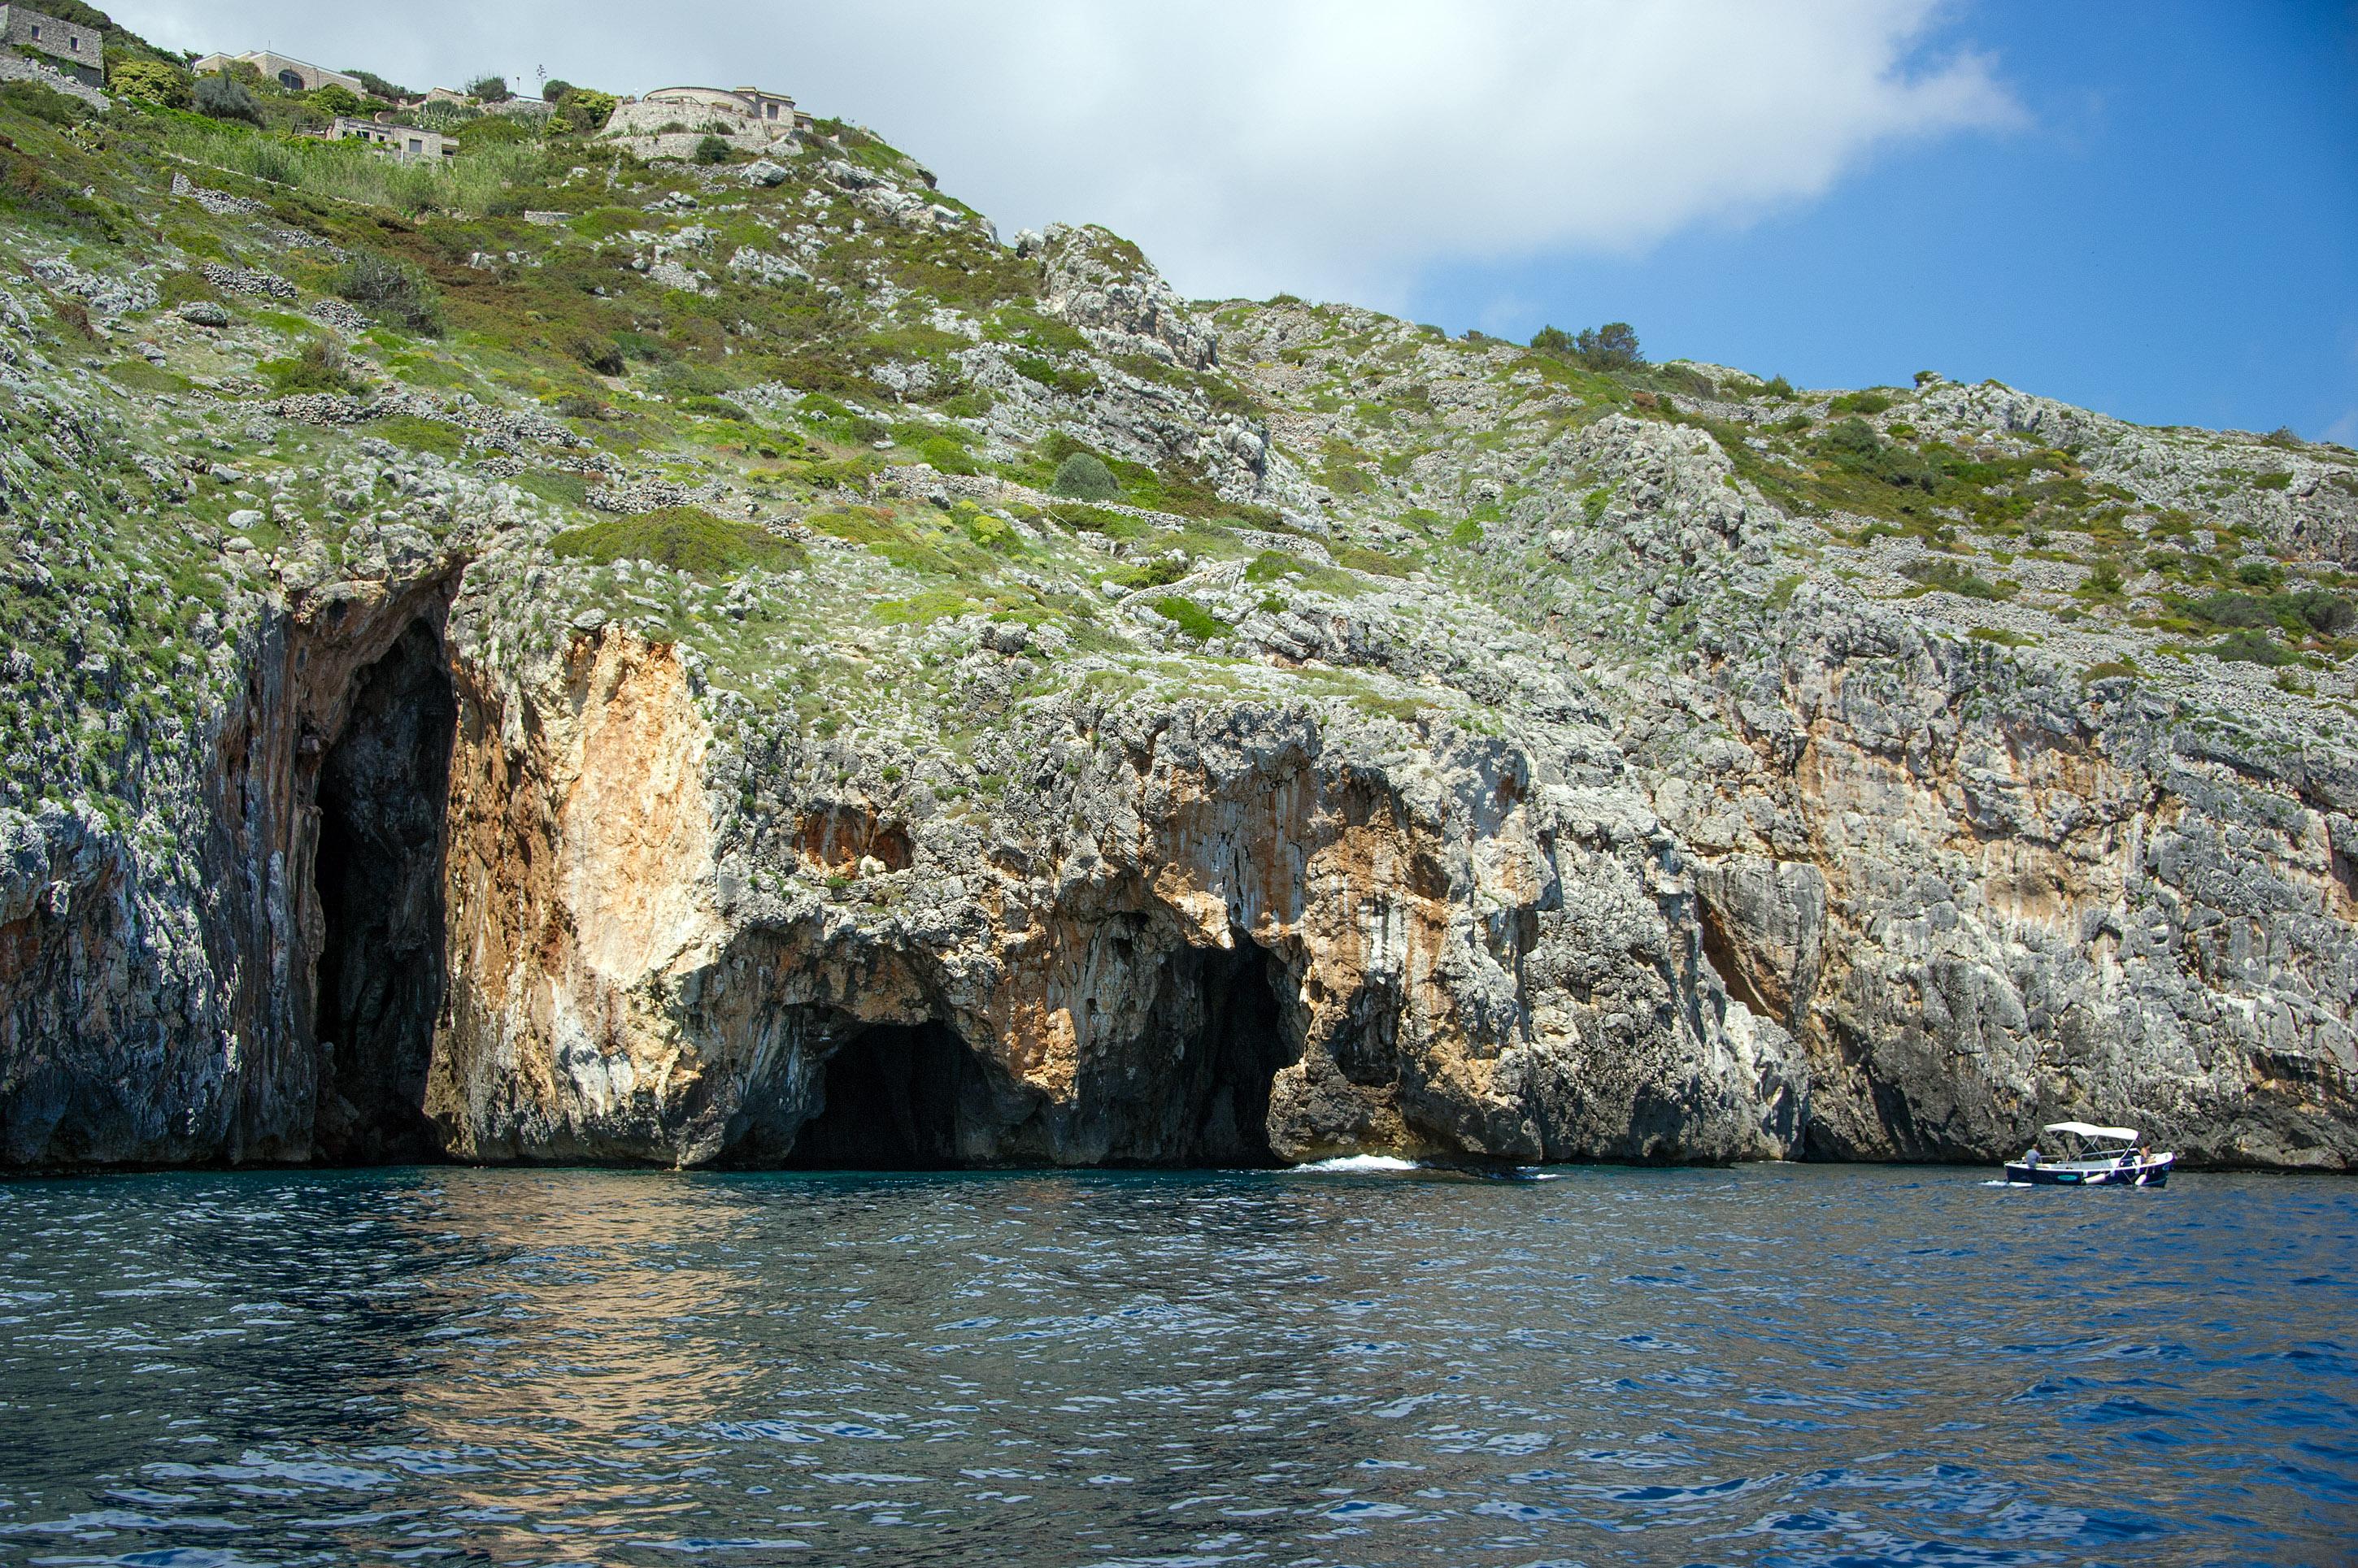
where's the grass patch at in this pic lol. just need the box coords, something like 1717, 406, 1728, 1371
1151, 595, 1229, 641
366, 414, 467, 458
550, 506, 802, 576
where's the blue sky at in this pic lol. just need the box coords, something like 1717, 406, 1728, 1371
1425, 2, 2358, 441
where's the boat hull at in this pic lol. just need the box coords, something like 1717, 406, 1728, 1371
2001, 1154, 2173, 1187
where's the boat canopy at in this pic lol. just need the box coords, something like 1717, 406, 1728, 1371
2042, 1121, 2138, 1141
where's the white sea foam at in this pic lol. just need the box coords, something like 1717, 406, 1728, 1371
1289, 1155, 1421, 1174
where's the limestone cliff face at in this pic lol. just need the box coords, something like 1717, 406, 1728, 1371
1656, 591, 2358, 1168
421, 621, 1801, 1167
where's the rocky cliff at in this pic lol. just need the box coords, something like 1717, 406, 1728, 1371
0, 67, 2351, 1170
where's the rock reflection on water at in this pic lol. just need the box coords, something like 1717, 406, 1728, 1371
0, 1163, 2351, 1566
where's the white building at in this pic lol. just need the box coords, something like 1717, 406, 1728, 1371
189, 50, 364, 96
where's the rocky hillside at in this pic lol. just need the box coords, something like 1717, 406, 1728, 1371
2, 59, 2353, 1171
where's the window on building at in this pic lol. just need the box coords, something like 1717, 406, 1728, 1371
407, 138, 421, 154
69, 36, 80, 50
280, 69, 303, 90
766, 102, 778, 119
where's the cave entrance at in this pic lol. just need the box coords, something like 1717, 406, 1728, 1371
1179, 938, 1292, 1166
311, 619, 455, 1164
785, 1022, 997, 1169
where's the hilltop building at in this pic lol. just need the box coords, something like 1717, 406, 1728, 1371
599, 84, 807, 160
328, 115, 454, 162
0, 5, 102, 88
189, 50, 363, 96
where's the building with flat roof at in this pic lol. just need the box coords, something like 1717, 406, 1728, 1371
328, 115, 454, 162
189, 50, 363, 97
0, 5, 102, 88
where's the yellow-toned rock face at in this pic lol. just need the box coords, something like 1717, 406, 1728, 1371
435, 628, 727, 1162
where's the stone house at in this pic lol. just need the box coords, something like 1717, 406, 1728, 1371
189, 50, 363, 96
0, 5, 102, 88
600, 84, 808, 161
328, 115, 453, 162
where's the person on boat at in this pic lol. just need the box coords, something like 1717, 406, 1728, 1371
2025, 1148, 2041, 1167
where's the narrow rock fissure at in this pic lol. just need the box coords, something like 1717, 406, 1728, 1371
311, 619, 455, 1164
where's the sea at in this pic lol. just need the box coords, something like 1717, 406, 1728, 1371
0, 1161, 2350, 1566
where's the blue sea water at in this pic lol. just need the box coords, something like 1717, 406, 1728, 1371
0, 1162, 2350, 1566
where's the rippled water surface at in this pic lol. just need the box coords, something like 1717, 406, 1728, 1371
1, 1163, 2351, 1566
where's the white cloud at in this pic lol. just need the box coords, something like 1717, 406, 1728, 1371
111, 0, 2021, 304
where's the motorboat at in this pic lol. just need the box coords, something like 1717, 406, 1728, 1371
2003, 1121, 2173, 1186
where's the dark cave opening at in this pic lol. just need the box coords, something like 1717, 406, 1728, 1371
1179, 939, 1292, 1167
785, 1021, 998, 1170
311, 619, 455, 1164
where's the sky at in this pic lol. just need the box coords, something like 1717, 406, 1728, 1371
107, 0, 2358, 441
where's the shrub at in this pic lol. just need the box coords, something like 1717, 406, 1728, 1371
2208, 629, 2295, 666
563, 89, 617, 132
333, 250, 445, 336
2190, 591, 2273, 628
1051, 452, 1120, 500
2081, 659, 2139, 684
310, 83, 362, 117
1762, 375, 1795, 400
1830, 391, 1893, 415
347, 69, 411, 101
2286, 588, 2357, 636
550, 507, 803, 576
694, 135, 732, 165
1913, 370, 1942, 388
194, 72, 262, 124
2262, 426, 2304, 450
466, 76, 511, 103
565, 332, 624, 376
1575, 322, 1643, 371
1899, 558, 2012, 599
920, 434, 977, 475
542, 80, 575, 103
1151, 595, 1229, 641
263, 337, 360, 394
0, 78, 89, 124
108, 58, 190, 107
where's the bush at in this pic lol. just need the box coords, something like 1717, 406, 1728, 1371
1762, 374, 1795, 399
0, 78, 89, 124
2262, 426, 2304, 450
1900, 557, 2012, 600
2208, 629, 2295, 667
1573, 322, 1643, 371
347, 68, 411, 101
542, 79, 574, 103
550, 507, 803, 576
1151, 595, 1229, 641
108, 58, 190, 107
694, 134, 732, 165
920, 435, 977, 475
194, 72, 262, 125
1830, 391, 1893, 415
1533, 321, 1643, 371
1051, 451, 1120, 500
2190, 591, 2273, 628
466, 75, 511, 103
310, 83, 362, 117
2287, 588, 2357, 636
263, 337, 360, 394
333, 250, 445, 336
563, 89, 617, 132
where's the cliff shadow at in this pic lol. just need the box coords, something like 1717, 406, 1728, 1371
310, 617, 454, 1163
